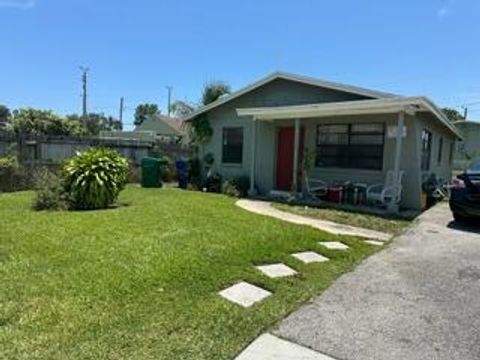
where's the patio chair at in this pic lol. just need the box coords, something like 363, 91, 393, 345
304, 175, 328, 199
366, 170, 404, 206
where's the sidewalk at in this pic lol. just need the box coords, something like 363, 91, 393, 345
236, 199, 392, 241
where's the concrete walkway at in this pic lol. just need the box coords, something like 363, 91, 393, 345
273, 203, 480, 360
235, 334, 337, 360
236, 199, 392, 241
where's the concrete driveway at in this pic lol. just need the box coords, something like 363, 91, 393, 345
275, 203, 480, 360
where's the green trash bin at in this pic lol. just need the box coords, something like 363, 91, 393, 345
141, 157, 165, 188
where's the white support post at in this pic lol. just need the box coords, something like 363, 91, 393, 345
394, 111, 405, 180
389, 111, 405, 213
292, 118, 301, 193
249, 117, 257, 196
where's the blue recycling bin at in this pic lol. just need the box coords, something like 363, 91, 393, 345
175, 159, 188, 189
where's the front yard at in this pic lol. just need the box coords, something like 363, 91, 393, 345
1, 187, 378, 359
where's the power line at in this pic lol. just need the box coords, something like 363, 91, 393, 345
463, 100, 480, 107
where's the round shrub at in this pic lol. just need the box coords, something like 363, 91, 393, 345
222, 179, 240, 198
63, 148, 128, 210
0, 155, 28, 193
32, 168, 69, 211
221, 176, 251, 198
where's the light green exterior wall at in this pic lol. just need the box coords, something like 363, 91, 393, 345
201, 78, 456, 211
304, 114, 422, 210
416, 113, 456, 183
202, 78, 367, 185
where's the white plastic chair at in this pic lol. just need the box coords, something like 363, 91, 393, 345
367, 170, 404, 206
305, 174, 328, 199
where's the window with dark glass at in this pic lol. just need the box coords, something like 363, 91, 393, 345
437, 137, 443, 165
222, 127, 243, 164
421, 129, 432, 171
315, 123, 384, 170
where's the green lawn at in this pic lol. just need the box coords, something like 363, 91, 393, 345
1, 187, 378, 360
273, 203, 412, 235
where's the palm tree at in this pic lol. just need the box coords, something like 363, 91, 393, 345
201, 82, 231, 105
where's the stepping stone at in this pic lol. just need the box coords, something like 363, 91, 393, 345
318, 241, 349, 250
365, 240, 384, 246
235, 333, 336, 360
219, 281, 271, 308
292, 251, 329, 264
255, 263, 297, 278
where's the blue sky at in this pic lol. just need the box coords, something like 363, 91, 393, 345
0, 0, 479, 128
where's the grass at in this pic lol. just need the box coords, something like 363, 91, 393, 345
273, 203, 412, 235
1, 186, 378, 360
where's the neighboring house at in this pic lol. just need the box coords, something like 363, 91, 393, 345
453, 120, 480, 172
184, 71, 461, 211
135, 114, 187, 143
100, 115, 187, 144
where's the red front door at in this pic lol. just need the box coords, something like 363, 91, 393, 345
276, 127, 304, 191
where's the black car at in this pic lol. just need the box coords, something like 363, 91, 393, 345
450, 160, 480, 221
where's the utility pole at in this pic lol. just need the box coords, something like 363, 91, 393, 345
119, 97, 124, 127
79, 66, 89, 117
462, 105, 468, 120
166, 86, 173, 116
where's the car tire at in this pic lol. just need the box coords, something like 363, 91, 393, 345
453, 212, 467, 223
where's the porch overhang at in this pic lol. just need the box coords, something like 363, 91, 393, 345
237, 96, 462, 140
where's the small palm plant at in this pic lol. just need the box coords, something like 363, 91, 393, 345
63, 148, 128, 210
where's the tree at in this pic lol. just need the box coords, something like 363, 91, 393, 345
134, 103, 159, 126
201, 81, 231, 105
182, 81, 231, 145
67, 113, 122, 135
0, 105, 11, 125
170, 100, 195, 118
442, 107, 465, 122
11, 108, 85, 136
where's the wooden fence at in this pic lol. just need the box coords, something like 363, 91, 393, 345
0, 134, 192, 166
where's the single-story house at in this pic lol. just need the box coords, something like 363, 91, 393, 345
184, 72, 461, 211
100, 115, 187, 144
453, 120, 480, 172
135, 114, 187, 143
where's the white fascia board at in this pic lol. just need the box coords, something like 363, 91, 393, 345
237, 96, 462, 139
417, 97, 463, 139
237, 97, 417, 119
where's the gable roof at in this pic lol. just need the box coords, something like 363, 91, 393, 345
135, 114, 186, 136
183, 71, 398, 121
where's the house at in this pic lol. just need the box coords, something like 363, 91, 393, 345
453, 120, 480, 172
99, 115, 187, 144
184, 72, 461, 211
135, 114, 187, 143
